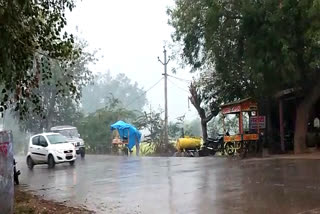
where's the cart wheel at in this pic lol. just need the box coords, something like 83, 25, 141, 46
224, 142, 235, 156
112, 145, 118, 155
234, 141, 242, 154
236, 141, 244, 154
123, 147, 129, 156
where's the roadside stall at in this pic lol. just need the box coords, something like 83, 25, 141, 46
110, 121, 141, 156
220, 98, 262, 157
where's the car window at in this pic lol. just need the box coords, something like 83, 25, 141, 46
32, 136, 39, 145
54, 129, 79, 138
39, 136, 48, 147
47, 134, 68, 144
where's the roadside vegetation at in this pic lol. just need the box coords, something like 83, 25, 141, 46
14, 188, 93, 214
168, 0, 320, 153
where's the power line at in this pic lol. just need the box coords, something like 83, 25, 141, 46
167, 74, 191, 83
167, 77, 190, 93
126, 77, 164, 108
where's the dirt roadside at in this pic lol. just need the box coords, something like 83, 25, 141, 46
14, 188, 94, 214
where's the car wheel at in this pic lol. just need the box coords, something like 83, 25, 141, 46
80, 148, 85, 158
48, 155, 55, 168
69, 160, 75, 166
27, 156, 34, 170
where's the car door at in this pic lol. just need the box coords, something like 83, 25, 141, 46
29, 136, 41, 162
37, 136, 49, 162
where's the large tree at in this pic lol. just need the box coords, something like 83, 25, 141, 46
81, 72, 147, 114
169, 0, 320, 153
189, 81, 219, 140
18, 44, 94, 133
0, 0, 79, 117
77, 97, 137, 153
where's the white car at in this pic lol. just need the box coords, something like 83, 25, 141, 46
26, 133, 76, 169
50, 126, 86, 158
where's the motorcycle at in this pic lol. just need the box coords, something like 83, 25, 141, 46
199, 134, 224, 156
13, 159, 20, 185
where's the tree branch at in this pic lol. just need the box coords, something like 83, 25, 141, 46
204, 113, 215, 123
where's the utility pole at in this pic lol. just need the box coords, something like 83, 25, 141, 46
158, 46, 170, 146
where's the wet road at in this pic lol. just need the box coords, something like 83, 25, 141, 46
16, 155, 320, 214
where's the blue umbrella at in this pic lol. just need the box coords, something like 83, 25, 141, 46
110, 121, 141, 150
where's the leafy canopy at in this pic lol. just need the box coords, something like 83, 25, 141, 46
168, 0, 320, 101
0, 0, 80, 117
18, 42, 95, 133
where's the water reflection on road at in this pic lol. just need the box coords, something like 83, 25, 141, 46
16, 155, 320, 214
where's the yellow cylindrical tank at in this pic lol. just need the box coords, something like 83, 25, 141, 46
176, 137, 202, 151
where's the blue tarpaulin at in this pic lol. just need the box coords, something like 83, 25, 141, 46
110, 121, 141, 150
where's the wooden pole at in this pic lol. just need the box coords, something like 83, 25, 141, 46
279, 99, 285, 152
158, 47, 170, 146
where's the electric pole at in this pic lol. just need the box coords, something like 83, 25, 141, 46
158, 46, 170, 146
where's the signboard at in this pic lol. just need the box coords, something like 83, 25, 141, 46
250, 116, 266, 129
222, 105, 241, 114
241, 101, 258, 112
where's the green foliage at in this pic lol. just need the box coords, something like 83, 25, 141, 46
73, 71, 148, 154
135, 109, 177, 154
135, 109, 164, 144
17, 42, 94, 133
81, 72, 147, 114
169, 119, 201, 139
76, 98, 138, 153
0, 0, 80, 117
169, 0, 320, 101
184, 119, 201, 137
138, 143, 155, 156
168, 121, 182, 139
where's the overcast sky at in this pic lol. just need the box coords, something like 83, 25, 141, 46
66, 0, 198, 122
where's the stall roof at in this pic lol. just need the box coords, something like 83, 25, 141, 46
220, 98, 257, 114
220, 98, 252, 107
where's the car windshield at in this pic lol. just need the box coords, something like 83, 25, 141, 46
47, 134, 68, 144
54, 129, 79, 138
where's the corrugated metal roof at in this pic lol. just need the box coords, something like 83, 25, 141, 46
220, 97, 252, 107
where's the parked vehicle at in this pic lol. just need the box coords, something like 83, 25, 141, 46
220, 98, 262, 158
174, 136, 202, 157
50, 126, 85, 158
198, 98, 263, 158
200, 134, 224, 156
13, 158, 20, 185
110, 121, 142, 156
26, 133, 76, 169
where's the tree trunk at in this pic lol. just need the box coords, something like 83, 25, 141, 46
294, 83, 320, 154
294, 103, 308, 154
188, 82, 216, 141
201, 119, 208, 141
266, 97, 273, 149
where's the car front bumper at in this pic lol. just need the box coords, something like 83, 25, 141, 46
55, 153, 76, 163
76, 147, 85, 154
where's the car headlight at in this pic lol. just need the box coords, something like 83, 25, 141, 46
55, 150, 63, 154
